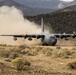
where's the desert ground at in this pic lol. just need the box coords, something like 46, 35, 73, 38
0, 44, 76, 75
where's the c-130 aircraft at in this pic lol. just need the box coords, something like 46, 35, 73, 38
1, 18, 76, 46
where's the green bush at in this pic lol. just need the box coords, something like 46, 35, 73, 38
67, 60, 76, 69
12, 58, 31, 70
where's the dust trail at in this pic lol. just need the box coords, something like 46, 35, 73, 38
0, 6, 47, 45
57, 38, 76, 46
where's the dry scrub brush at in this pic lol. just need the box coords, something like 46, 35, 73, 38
12, 58, 31, 70
41, 48, 53, 56
52, 48, 73, 58
67, 60, 76, 69
0, 50, 11, 58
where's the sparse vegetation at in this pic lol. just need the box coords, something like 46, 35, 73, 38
19, 44, 27, 50
20, 49, 30, 54
67, 60, 76, 69
0, 50, 10, 58
9, 52, 19, 59
12, 58, 31, 70
0, 44, 7, 47
63, 49, 72, 58
52, 48, 73, 58
0, 45, 76, 75
42, 48, 53, 56
0, 62, 5, 68
56, 46, 61, 49
0, 62, 5, 73
27, 51, 37, 56
5, 58, 12, 62
0, 49, 20, 59
71, 47, 76, 50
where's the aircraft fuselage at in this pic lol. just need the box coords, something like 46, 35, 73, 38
42, 34, 57, 46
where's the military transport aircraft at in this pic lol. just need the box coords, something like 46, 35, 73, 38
1, 18, 76, 46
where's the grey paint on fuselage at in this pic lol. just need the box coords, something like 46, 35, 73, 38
42, 33, 57, 46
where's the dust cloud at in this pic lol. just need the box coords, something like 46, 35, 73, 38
0, 6, 44, 46
57, 38, 76, 46
1, 6, 74, 46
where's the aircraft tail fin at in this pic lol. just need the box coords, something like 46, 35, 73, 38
41, 18, 44, 34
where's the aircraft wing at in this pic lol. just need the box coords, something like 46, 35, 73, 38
1, 34, 44, 39
54, 34, 76, 38
1, 33, 76, 40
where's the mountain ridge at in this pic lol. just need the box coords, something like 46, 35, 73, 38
0, 0, 55, 16
14, 0, 76, 9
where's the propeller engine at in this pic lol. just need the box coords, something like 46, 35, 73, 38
65, 37, 69, 40
13, 37, 17, 41
28, 37, 32, 41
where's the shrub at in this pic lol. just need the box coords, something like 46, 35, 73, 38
52, 49, 60, 57
27, 51, 37, 56
63, 50, 72, 58
52, 48, 72, 58
71, 47, 76, 50
12, 58, 31, 70
24, 61, 31, 66
0, 62, 5, 71
42, 48, 53, 56
36, 47, 43, 52
0, 50, 10, 58
20, 49, 29, 54
19, 45, 26, 50
67, 60, 76, 69
0, 62, 5, 68
5, 58, 12, 62
56, 46, 61, 49
9, 52, 19, 59
1, 44, 7, 47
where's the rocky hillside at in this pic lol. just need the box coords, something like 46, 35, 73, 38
0, 0, 55, 16
26, 5, 76, 33
57, 5, 76, 12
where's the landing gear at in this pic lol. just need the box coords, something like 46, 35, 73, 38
42, 42, 48, 46
41, 42, 56, 46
